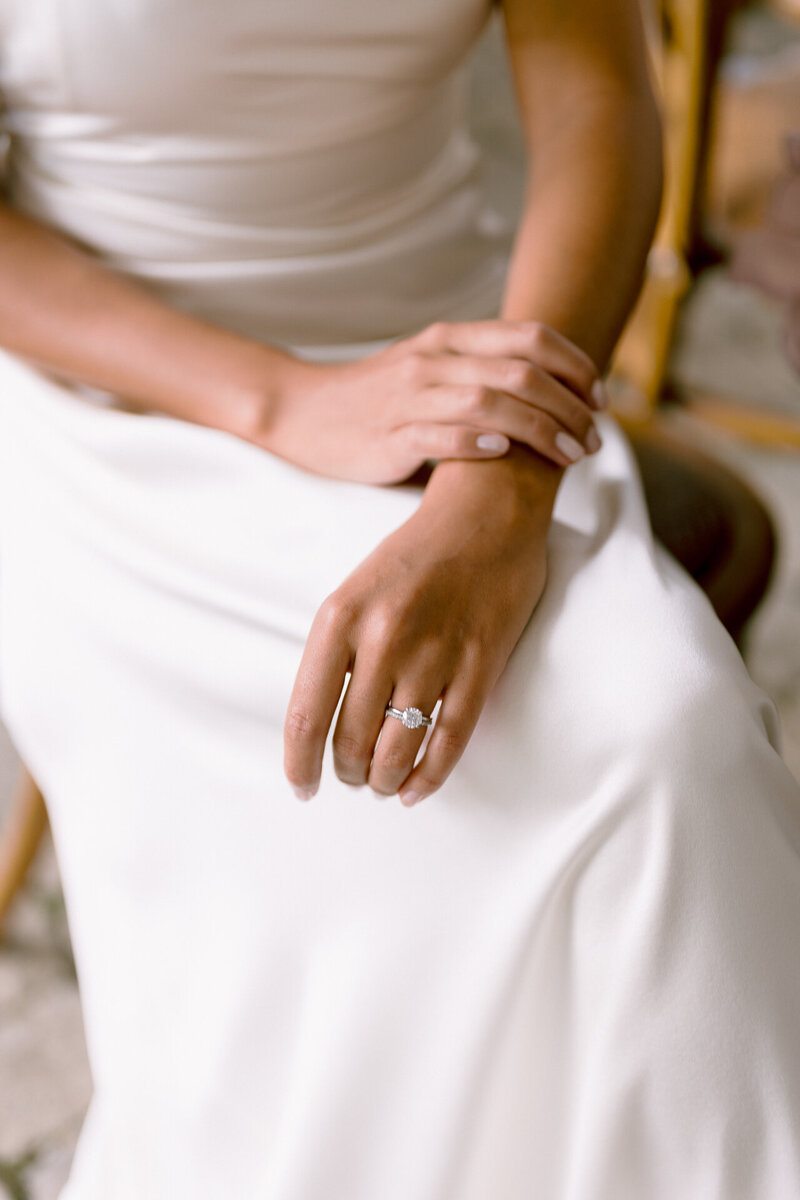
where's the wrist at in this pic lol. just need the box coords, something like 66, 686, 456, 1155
420, 444, 562, 536
220, 341, 311, 447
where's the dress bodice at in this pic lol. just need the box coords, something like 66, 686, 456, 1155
0, 0, 512, 349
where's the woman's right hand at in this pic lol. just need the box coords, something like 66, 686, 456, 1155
243, 319, 606, 484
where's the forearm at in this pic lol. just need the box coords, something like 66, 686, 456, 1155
0, 202, 289, 435
499, 96, 663, 369
425, 70, 662, 523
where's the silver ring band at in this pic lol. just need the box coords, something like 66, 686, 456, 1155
384, 705, 434, 730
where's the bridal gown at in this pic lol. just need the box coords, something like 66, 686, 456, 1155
2, 2, 800, 1197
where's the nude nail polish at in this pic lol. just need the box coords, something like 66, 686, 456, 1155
293, 786, 316, 801
591, 380, 609, 410
555, 432, 585, 462
584, 426, 602, 454
476, 433, 509, 453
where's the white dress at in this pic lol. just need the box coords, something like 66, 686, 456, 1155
1, 3, 800, 1198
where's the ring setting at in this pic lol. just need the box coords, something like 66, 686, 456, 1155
385, 705, 433, 730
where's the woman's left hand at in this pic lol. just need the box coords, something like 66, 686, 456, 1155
284, 470, 550, 805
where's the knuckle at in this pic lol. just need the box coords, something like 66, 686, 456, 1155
448, 427, 472, 456
527, 321, 546, 351
461, 638, 490, 675
413, 772, 444, 798
317, 592, 357, 635
525, 409, 548, 439
333, 732, 371, 765
378, 744, 414, 773
437, 727, 469, 759
508, 362, 536, 393
403, 420, 425, 447
468, 384, 493, 415
560, 397, 593, 436
575, 409, 594, 437
285, 707, 321, 743
418, 320, 447, 350
405, 422, 433, 458
364, 602, 400, 649
399, 351, 427, 386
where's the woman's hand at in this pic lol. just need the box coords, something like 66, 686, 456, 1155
247, 319, 605, 484
283, 461, 551, 805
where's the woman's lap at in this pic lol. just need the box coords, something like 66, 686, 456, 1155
2, 354, 800, 1198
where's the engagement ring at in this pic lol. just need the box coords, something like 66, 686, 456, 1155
384, 705, 433, 730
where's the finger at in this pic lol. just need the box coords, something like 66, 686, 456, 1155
425, 356, 600, 441
425, 385, 602, 467
331, 657, 394, 787
397, 671, 486, 807
512, 325, 608, 410
397, 422, 510, 463
368, 679, 444, 797
284, 599, 353, 800
417, 320, 604, 408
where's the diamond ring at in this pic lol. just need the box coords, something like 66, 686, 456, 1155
384, 705, 434, 730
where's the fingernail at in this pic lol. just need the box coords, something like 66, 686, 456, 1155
555, 432, 585, 463
476, 433, 509, 453
584, 426, 602, 454
400, 790, 424, 807
591, 380, 609, 410
293, 786, 316, 802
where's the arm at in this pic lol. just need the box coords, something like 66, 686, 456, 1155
421, 0, 663, 522
0, 202, 601, 477
285, 0, 663, 803
0, 201, 288, 435
498, 0, 663, 361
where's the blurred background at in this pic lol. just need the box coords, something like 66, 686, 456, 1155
1, 1, 800, 1195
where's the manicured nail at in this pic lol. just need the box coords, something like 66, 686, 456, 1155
591, 380, 609, 410
555, 432, 585, 462
476, 433, 510, 453
400, 790, 424, 807
293, 786, 316, 802
584, 426, 602, 454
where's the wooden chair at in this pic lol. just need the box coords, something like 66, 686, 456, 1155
614, 0, 800, 447
610, 0, 708, 415
610, 0, 778, 637
0, 768, 48, 934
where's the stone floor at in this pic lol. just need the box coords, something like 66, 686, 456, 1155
2, 5, 800, 1198
0, 758, 89, 1199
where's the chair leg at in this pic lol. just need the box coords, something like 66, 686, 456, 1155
0, 766, 49, 936
683, 391, 800, 450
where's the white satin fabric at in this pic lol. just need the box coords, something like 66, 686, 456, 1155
0, 0, 510, 349
2, 3, 800, 1198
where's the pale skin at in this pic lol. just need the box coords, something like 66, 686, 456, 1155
0, 0, 662, 805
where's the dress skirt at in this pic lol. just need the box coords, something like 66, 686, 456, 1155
1, 348, 800, 1199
